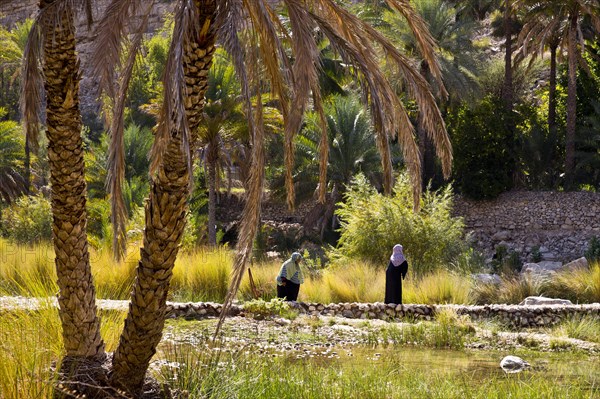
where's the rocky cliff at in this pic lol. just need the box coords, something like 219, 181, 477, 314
0, 0, 175, 124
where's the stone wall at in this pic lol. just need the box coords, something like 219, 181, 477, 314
452, 191, 600, 262
165, 301, 600, 329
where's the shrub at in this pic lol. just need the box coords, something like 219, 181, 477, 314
447, 96, 515, 199
331, 173, 467, 276
585, 236, 600, 263
243, 297, 298, 320
3, 195, 52, 244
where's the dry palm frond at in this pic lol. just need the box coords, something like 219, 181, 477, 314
21, 20, 43, 152
281, 0, 321, 210
215, 40, 265, 338
313, 89, 329, 204
150, 0, 196, 178
92, 0, 155, 260
90, 0, 152, 99
107, 9, 153, 261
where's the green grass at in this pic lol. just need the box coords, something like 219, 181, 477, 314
155, 343, 600, 399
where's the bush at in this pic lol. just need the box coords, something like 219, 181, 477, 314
585, 236, 600, 263
331, 173, 468, 276
242, 297, 298, 320
447, 96, 515, 200
2, 195, 52, 244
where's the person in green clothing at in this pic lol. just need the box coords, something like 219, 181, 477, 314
276, 252, 304, 301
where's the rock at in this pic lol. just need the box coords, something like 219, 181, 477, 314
500, 356, 530, 373
492, 230, 511, 241
521, 261, 563, 277
562, 257, 589, 271
472, 273, 501, 285
519, 296, 573, 306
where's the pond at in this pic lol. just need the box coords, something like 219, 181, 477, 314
157, 318, 600, 398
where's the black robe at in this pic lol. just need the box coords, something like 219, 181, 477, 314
385, 260, 408, 304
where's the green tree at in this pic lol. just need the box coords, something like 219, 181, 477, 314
381, 0, 480, 186
0, 108, 26, 204
332, 173, 466, 276
199, 51, 244, 246
517, 0, 600, 188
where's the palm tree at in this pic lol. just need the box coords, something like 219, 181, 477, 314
0, 108, 26, 205
381, 0, 480, 186
1, 20, 33, 191
21, 0, 106, 395
516, 0, 600, 188
199, 51, 244, 246
91, 0, 452, 395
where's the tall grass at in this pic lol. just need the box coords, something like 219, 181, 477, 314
1, 239, 598, 305
405, 269, 472, 304
542, 262, 600, 304
470, 275, 543, 305
0, 306, 125, 399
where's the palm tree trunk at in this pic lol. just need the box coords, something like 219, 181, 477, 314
565, 11, 578, 189
207, 140, 217, 246
110, 136, 190, 394
24, 137, 31, 194
548, 42, 558, 137
109, 0, 217, 394
40, 0, 105, 361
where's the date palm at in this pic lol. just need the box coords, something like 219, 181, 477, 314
381, 0, 480, 186
21, 0, 107, 395
90, 0, 452, 396
516, 0, 600, 188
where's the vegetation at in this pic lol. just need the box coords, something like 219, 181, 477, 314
332, 174, 468, 276
1, 0, 600, 396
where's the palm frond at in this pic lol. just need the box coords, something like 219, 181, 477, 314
282, 0, 322, 209
150, 0, 196, 178
215, 41, 265, 338
21, 19, 43, 153
90, 0, 151, 99
106, 9, 152, 261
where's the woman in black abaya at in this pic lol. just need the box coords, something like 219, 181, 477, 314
385, 244, 408, 304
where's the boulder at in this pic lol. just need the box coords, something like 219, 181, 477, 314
562, 257, 589, 271
521, 261, 563, 277
519, 296, 573, 306
500, 356, 531, 373
472, 273, 501, 285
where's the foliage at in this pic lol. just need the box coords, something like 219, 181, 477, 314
0, 108, 26, 203
447, 95, 515, 199
2, 195, 52, 244
269, 95, 382, 201
490, 244, 522, 274
243, 297, 299, 320
332, 173, 467, 276
0, 20, 31, 119
584, 236, 600, 263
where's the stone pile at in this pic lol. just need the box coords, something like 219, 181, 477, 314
164, 300, 600, 328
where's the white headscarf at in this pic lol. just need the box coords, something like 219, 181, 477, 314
390, 244, 406, 267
